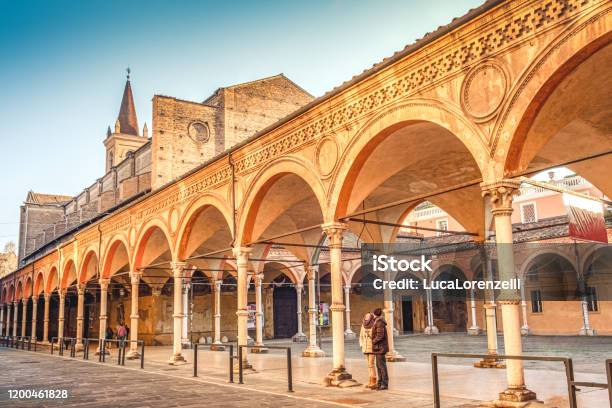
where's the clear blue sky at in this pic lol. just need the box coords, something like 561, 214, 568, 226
0, 0, 484, 250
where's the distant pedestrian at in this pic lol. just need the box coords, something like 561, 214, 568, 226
359, 312, 376, 389
105, 327, 114, 349
117, 322, 128, 342
371, 308, 389, 390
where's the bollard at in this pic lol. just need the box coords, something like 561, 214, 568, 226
117, 341, 123, 365
228, 345, 234, 383
286, 347, 293, 392
193, 343, 198, 377
238, 345, 243, 384
140, 342, 145, 369
83, 339, 88, 360
122, 341, 127, 366
102, 340, 107, 363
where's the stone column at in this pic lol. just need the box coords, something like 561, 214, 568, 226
322, 222, 357, 387
31, 296, 38, 341
233, 247, 252, 368
21, 298, 28, 337
468, 289, 481, 335
6, 303, 12, 337
127, 272, 141, 358
424, 287, 438, 334
0, 304, 4, 336
57, 289, 66, 339
43, 293, 50, 343
383, 273, 405, 361
251, 274, 268, 352
13, 301, 19, 337
76, 284, 85, 350
482, 180, 536, 404
182, 282, 190, 347
303, 267, 324, 357
293, 283, 307, 342
210, 279, 225, 351
170, 262, 187, 364
343, 285, 356, 340
97, 279, 109, 353
520, 284, 530, 336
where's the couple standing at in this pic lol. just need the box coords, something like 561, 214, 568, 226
359, 308, 389, 390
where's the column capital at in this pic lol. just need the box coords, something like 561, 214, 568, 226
232, 247, 252, 265
295, 283, 304, 292
307, 265, 319, 279
43, 292, 51, 301
214, 280, 223, 291
22, 297, 28, 305
31, 295, 39, 303
254, 273, 264, 286
129, 272, 142, 285
170, 261, 187, 278
343, 284, 351, 292
77, 284, 86, 296
99, 278, 110, 289
13, 300, 19, 306
321, 222, 347, 246
58, 288, 66, 298
480, 179, 521, 216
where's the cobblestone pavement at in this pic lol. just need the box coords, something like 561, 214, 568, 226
0, 348, 482, 408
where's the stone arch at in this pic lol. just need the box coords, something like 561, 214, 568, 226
24, 277, 32, 299
33, 271, 45, 297
519, 248, 578, 280
499, 11, 612, 181
60, 258, 77, 289
523, 252, 579, 301
132, 218, 175, 271
79, 248, 100, 284
329, 99, 488, 221
8, 284, 15, 303
101, 235, 132, 279
262, 261, 301, 285
15, 280, 24, 301
175, 192, 234, 260
1, 286, 6, 304
45, 266, 59, 294
237, 156, 327, 254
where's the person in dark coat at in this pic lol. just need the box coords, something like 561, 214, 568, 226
371, 308, 389, 390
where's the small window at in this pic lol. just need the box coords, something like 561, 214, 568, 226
586, 287, 598, 312
520, 202, 537, 224
436, 219, 448, 236
531, 290, 543, 313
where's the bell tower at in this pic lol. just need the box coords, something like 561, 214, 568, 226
104, 69, 148, 173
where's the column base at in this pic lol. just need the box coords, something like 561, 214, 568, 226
126, 350, 141, 360
474, 354, 506, 369
292, 332, 307, 343
181, 340, 192, 349
210, 343, 226, 351
490, 388, 538, 407
168, 354, 187, 365
343, 330, 356, 340
75, 343, 84, 352
385, 350, 406, 362
424, 325, 439, 335
468, 326, 482, 336
94, 348, 110, 356
233, 359, 255, 372
520, 326, 530, 336
578, 327, 595, 336
323, 367, 360, 388
302, 345, 325, 357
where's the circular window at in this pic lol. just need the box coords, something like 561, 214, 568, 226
188, 121, 210, 143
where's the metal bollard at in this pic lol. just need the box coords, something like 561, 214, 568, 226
228, 345, 234, 383
122, 341, 126, 366
117, 341, 123, 365
432, 354, 440, 408
140, 342, 145, 369
193, 343, 198, 377
238, 345, 243, 384
83, 339, 88, 360
286, 347, 293, 392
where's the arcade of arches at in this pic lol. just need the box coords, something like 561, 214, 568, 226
2, 0, 611, 404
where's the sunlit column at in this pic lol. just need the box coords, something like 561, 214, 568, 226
182, 281, 190, 346
210, 279, 225, 351
0, 304, 4, 336
31, 296, 38, 341
127, 272, 141, 358
57, 289, 66, 339
97, 279, 109, 353
76, 284, 85, 350
482, 180, 536, 403
170, 262, 187, 364
468, 289, 481, 335
322, 222, 358, 386
13, 300, 19, 337
383, 271, 405, 361
302, 266, 324, 357
293, 283, 307, 342
520, 284, 530, 336
6, 303, 12, 337
21, 298, 27, 337
233, 247, 252, 368
253, 274, 266, 348
343, 284, 355, 340
43, 293, 50, 343
424, 287, 438, 334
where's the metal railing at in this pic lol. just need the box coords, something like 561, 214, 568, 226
431, 352, 612, 408
237, 345, 293, 392
192, 342, 235, 383
98, 339, 144, 369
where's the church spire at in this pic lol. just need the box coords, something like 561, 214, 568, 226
117, 68, 139, 136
